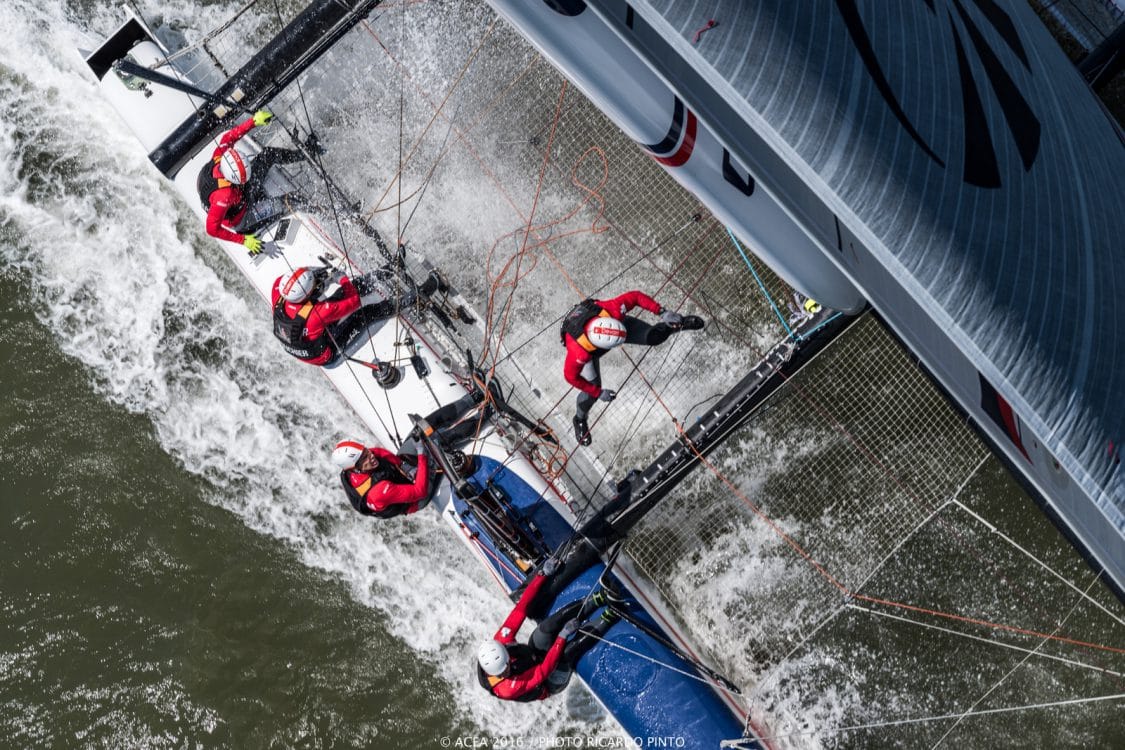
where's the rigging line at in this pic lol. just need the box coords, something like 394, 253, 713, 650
358, 17, 499, 222
467, 528, 524, 581
950, 500, 1125, 630
847, 453, 990, 597
353, 36, 553, 255
398, 93, 463, 239
848, 603, 1124, 679
580, 630, 745, 699
487, 214, 704, 368
740, 692, 1125, 744
395, 0, 405, 246
929, 571, 1114, 750
726, 228, 796, 341
266, 3, 406, 446
850, 593, 1125, 655
488, 80, 571, 365
742, 604, 851, 729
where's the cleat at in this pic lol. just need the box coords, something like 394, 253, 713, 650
573, 415, 591, 446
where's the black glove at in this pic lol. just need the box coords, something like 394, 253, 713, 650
598, 389, 616, 403
352, 273, 378, 297
542, 557, 560, 577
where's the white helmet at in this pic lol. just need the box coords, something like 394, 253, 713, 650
279, 267, 319, 303
331, 440, 366, 470
219, 144, 252, 185
584, 316, 627, 349
477, 640, 509, 676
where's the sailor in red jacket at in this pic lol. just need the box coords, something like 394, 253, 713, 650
195, 110, 305, 255
560, 290, 704, 445
331, 390, 490, 518
271, 266, 438, 366
476, 561, 621, 701
332, 441, 431, 518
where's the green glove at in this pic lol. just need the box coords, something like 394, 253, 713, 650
252, 110, 273, 127
243, 234, 263, 255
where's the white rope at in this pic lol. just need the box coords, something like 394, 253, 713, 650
741, 454, 989, 736
742, 692, 1125, 743
846, 603, 1123, 678
928, 569, 1104, 749
849, 452, 989, 594
582, 630, 743, 697
951, 500, 1125, 629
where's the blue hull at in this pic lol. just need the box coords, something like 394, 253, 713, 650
455, 458, 752, 749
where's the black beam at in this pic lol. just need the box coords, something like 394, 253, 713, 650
149, 0, 381, 177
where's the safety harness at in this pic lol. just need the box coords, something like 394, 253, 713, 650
340, 461, 415, 519
272, 298, 331, 361
559, 299, 611, 353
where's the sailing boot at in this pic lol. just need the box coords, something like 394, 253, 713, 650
418, 269, 447, 297
591, 584, 625, 609
573, 415, 591, 446
304, 131, 327, 157
677, 315, 706, 331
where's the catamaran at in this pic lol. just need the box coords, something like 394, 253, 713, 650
82, 1, 871, 745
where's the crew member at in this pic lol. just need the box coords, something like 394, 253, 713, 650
271, 266, 438, 366
196, 109, 305, 255
331, 391, 488, 518
476, 561, 621, 701
560, 290, 704, 445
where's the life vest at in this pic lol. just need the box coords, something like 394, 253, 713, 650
476, 643, 546, 702
340, 462, 413, 518
272, 297, 331, 361
195, 157, 243, 219
559, 299, 610, 352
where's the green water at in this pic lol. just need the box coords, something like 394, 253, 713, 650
0, 272, 463, 747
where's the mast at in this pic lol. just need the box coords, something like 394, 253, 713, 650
149, 0, 382, 177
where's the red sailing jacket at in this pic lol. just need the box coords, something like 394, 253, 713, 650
343, 447, 430, 515
270, 275, 361, 365
561, 290, 662, 398
484, 573, 566, 701
204, 116, 257, 244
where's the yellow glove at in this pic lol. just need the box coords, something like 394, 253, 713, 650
252, 110, 273, 127
243, 234, 263, 255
